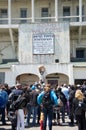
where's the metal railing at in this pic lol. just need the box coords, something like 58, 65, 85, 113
0, 15, 86, 25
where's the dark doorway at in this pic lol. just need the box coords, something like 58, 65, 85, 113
47, 80, 58, 87
75, 79, 86, 85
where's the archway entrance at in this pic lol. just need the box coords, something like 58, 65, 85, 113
46, 73, 69, 87
16, 73, 39, 86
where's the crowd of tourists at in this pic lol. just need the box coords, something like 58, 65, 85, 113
0, 81, 86, 130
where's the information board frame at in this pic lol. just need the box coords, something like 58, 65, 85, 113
32, 33, 55, 54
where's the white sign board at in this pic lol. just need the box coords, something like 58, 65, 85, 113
33, 33, 54, 54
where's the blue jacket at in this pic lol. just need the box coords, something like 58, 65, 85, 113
37, 90, 58, 106
0, 90, 8, 108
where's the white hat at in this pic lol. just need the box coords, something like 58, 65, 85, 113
16, 83, 21, 87
76, 84, 80, 87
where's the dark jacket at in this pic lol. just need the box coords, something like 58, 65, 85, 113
29, 90, 39, 106
73, 97, 86, 130
55, 89, 67, 105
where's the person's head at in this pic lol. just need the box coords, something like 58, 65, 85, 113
16, 83, 22, 89
0, 84, 6, 90
70, 85, 75, 91
75, 89, 84, 100
31, 85, 36, 91
57, 87, 62, 92
40, 112, 44, 121
3, 83, 9, 89
83, 81, 86, 85
62, 83, 68, 88
44, 84, 51, 92
54, 84, 58, 90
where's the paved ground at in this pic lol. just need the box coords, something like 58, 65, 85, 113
0, 118, 78, 130
0, 124, 78, 130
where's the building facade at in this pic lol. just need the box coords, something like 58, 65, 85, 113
0, 0, 86, 87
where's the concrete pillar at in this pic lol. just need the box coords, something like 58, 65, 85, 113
55, 0, 58, 22
8, 0, 11, 25
31, 0, 35, 22
68, 64, 74, 85
79, 0, 82, 22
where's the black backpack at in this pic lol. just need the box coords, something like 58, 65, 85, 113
11, 96, 27, 111
75, 100, 86, 116
42, 91, 53, 109
60, 92, 67, 104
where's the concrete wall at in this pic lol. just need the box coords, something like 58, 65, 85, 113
73, 66, 86, 79
0, 33, 17, 60
19, 22, 70, 64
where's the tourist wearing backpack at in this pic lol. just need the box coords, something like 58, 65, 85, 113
0, 84, 8, 125
37, 84, 58, 130
8, 84, 28, 130
25, 85, 39, 127
8, 83, 25, 130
